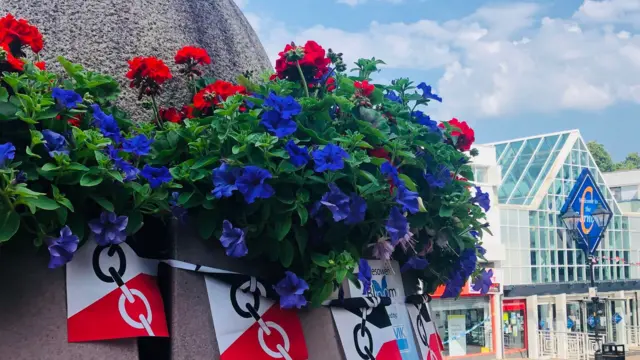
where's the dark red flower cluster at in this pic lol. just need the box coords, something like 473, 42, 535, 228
1, 43, 25, 71
0, 14, 43, 54
326, 77, 336, 92
34, 61, 45, 70
439, 118, 475, 151
271, 41, 331, 83
193, 80, 246, 110
354, 80, 375, 98
368, 147, 391, 162
126, 56, 172, 98
159, 105, 196, 124
175, 46, 211, 66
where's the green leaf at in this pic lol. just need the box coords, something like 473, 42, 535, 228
126, 211, 144, 235
336, 268, 348, 283
296, 205, 308, 225
311, 282, 335, 307
294, 226, 308, 256
398, 174, 417, 191
0, 87, 8, 102
191, 155, 219, 169
439, 205, 454, 218
311, 253, 331, 267
279, 240, 294, 268
68, 163, 90, 172
0, 101, 18, 121
56, 207, 68, 225
90, 195, 114, 212
0, 211, 20, 242
31, 196, 61, 211
197, 209, 216, 239
13, 185, 44, 198
57, 197, 75, 212
80, 172, 103, 187
25, 146, 41, 159
41, 163, 60, 172
273, 216, 292, 242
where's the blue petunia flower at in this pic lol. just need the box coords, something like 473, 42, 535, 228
264, 92, 302, 119
385, 207, 409, 245
470, 230, 480, 239
140, 165, 172, 189
244, 93, 265, 109
169, 192, 188, 224
260, 110, 298, 138
381, 161, 402, 187
412, 110, 441, 134
472, 269, 493, 294
46, 226, 80, 269
52, 87, 83, 110
122, 134, 153, 156
220, 220, 248, 258
385, 90, 402, 103
42, 130, 69, 158
417, 82, 442, 102
236, 166, 275, 204
345, 193, 367, 225
476, 244, 486, 256
274, 271, 309, 309
106, 146, 140, 182
88, 211, 129, 246
91, 104, 121, 143
395, 185, 420, 214
401, 256, 429, 273
472, 186, 491, 212
320, 183, 350, 222
424, 164, 451, 189
0, 142, 16, 168
357, 258, 372, 295
442, 272, 465, 298
459, 248, 477, 278
285, 140, 310, 167
211, 163, 242, 199
312, 144, 350, 172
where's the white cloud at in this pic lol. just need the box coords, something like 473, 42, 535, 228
233, 0, 248, 10
243, 0, 640, 121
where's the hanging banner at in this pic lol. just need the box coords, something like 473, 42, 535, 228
406, 295, 444, 360
204, 272, 308, 360
349, 260, 421, 360
330, 297, 402, 360
66, 242, 169, 342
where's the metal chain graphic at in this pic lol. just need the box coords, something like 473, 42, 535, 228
229, 277, 292, 360
352, 297, 381, 360
92, 244, 154, 336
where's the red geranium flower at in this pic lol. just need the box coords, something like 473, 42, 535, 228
271, 40, 331, 83
182, 105, 195, 119
326, 77, 336, 92
175, 46, 211, 66
354, 80, 375, 97
34, 61, 45, 70
439, 118, 475, 152
368, 147, 391, 162
0, 14, 44, 54
0, 43, 24, 71
160, 107, 184, 124
193, 80, 246, 110
126, 57, 172, 98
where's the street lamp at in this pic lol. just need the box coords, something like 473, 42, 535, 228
561, 203, 612, 354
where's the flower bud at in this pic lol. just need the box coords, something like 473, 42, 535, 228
417, 197, 427, 212
0, 47, 6, 61
285, 46, 305, 62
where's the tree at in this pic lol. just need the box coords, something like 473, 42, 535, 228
615, 152, 640, 171
587, 141, 615, 172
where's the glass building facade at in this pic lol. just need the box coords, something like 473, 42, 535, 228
491, 131, 640, 286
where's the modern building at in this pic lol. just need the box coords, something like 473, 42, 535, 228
432, 130, 640, 360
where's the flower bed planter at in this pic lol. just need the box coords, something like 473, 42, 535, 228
0, 239, 139, 360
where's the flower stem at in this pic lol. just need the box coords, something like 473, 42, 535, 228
295, 61, 310, 97
150, 95, 163, 129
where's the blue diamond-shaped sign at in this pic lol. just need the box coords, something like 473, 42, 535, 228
561, 169, 612, 255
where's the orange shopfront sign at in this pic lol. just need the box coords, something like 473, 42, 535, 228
431, 270, 502, 298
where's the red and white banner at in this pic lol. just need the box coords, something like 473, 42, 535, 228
205, 273, 308, 360
406, 297, 443, 360
331, 298, 402, 360
66, 242, 169, 342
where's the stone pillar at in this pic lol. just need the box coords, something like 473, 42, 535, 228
164, 222, 345, 360
526, 295, 540, 360
1, 0, 272, 117
0, 240, 139, 360
613, 291, 626, 345
492, 294, 504, 359
554, 293, 568, 359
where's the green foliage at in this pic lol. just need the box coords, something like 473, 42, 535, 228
0, 47, 489, 306
587, 141, 640, 172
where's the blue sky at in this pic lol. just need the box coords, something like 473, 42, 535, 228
236, 0, 640, 161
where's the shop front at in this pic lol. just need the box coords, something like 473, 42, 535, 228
430, 281, 499, 359
503, 299, 527, 358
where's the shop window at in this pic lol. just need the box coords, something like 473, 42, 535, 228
431, 297, 493, 358
503, 300, 527, 353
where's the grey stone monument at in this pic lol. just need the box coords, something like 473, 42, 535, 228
0, 0, 272, 118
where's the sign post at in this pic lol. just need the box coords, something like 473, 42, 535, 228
560, 169, 613, 355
